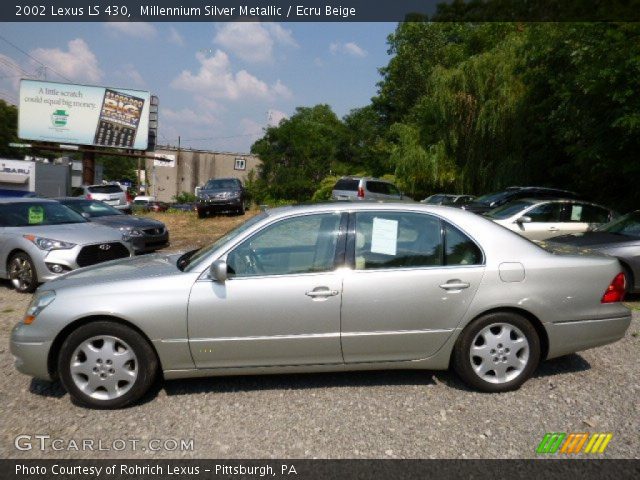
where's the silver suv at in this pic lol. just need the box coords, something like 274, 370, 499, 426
331, 177, 404, 201
72, 184, 131, 212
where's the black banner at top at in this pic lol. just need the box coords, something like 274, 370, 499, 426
2, 0, 640, 22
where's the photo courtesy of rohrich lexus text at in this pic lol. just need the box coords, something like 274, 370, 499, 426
0, 1, 638, 479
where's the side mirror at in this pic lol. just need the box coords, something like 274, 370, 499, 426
516, 216, 532, 224
81, 212, 91, 219
209, 259, 228, 283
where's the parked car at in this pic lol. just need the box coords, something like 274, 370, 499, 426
72, 184, 132, 213
57, 198, 169, 254
10, 202, 630, 408
544, 210, 640, 293
0, 198, 133, 293
132, 196, 169, 213
196, 177, 247, 217
422, 194, 475, 207
485, 199, 617, 241
463, 186, 580, 214
331, 176, 405, 201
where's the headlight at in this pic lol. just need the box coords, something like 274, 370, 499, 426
119, 227, 144, 237
227, 191, 240, 199
24, 290, 56, 325
24, 235, 75, 251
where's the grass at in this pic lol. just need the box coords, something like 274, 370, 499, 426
136, 209, 260, 252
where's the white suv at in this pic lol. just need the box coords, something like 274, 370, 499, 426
331, 177, 405, 201
72, 184, 131, 212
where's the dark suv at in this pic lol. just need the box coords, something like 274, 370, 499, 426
463, 186, 580, 214
196, 178, 247, 218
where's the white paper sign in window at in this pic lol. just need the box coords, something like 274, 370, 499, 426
370, 217, 398, 256
571, 205, 583, 221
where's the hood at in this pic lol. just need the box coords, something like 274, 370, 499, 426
546, 232, 639, 249
5, 222, 125, 244
89, 215, 164, 230
46, 252, 184, 290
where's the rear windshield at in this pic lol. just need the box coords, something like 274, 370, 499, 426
0, 202, 87, 227
334, 179, 359, 191
87, 185, 123, 194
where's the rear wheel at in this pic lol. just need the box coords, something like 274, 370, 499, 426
8, 252, 38, 293
453, 312, 540, 392
622, 265, 634, 295
58, 321, 158, 409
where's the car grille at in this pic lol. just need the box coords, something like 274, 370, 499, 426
76, 243, 130, 267
143, 227, 165, 235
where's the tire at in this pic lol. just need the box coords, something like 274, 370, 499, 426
8, 252, 38, 294
57, 321, 158, 409
621, 265, 634, 295
453, 312, 540, 393
237, 203, 246, 215
197, 208, 206, 219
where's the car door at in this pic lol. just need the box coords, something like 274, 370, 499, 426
341, 211, 485, 363
187, 211, 346, 369
518, 202, 566, 240
562, 203, 612, 235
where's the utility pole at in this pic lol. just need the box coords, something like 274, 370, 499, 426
81, 150, 95, 185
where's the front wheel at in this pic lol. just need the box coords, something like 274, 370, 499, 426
8, 252, 38, 293
58, 321, 158, 408
453, 312, 540, 392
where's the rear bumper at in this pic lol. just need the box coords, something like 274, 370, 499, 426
545, 313, 632, 359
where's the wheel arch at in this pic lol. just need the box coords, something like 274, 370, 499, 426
47, 315, 162, 379
458, 306, 549, 361
618, 260, 635, 291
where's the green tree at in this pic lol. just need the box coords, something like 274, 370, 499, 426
0, 100, 22, 159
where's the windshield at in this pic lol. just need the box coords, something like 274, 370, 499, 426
0, 202, 87, 227
61, 200, 123, 218
203, 179, 241, 190
485, 200, 534, 219
596, 211, 640, 237
87, 185, 124, 194
473, 191, 511, 206
182, 213, 268, 271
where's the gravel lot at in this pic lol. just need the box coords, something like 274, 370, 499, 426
0, 212, 638, 459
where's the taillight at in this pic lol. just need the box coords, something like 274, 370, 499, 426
86, 193, 92, 200
601, 273, 626, 303
357, 186, 365, 198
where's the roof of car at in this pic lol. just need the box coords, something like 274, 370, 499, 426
0, 197, 56, 204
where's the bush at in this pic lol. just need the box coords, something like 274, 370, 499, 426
311, 175, 339, 202
173, 192, 197, 203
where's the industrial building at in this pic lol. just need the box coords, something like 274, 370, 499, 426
144, 146, 261, 202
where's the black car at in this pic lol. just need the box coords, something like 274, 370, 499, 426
196, 178, 247, 218
57, 198, 169, 254
464, 186, 581, 214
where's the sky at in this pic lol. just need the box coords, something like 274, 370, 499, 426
0, 22, 396, 153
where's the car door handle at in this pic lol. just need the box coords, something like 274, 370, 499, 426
305, 288, 339, 298
548, 226, 559, 231
439, 281, 470, 290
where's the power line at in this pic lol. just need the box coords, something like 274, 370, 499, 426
183, 133, 260, 142
0, 33, 73, 82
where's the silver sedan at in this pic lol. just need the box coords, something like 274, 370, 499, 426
11, 203, 631, 408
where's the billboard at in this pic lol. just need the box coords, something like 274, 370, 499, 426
18, 80, 150, 150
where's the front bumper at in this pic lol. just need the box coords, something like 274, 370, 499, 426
545, 312, 632, 359
131, 231, 170, 254
197, 198, 243, 213
10, 322, 53, 381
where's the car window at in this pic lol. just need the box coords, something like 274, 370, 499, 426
334, 179, 359, 191
425, 195, 443, 204
354, 212, 442, 270
387, 184, 400, 196
444, 223, 483, 265
485, 200, 533, 219
0, 202, 87, 227
204, 179, 241, 190
227, 213, 342, 277
599, 211, 640, 237
87, 185, 123, 194
63, 200, 122, 217
568, 204, 610, 223
526, 203, 564, 222
365, 181, 386, 194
